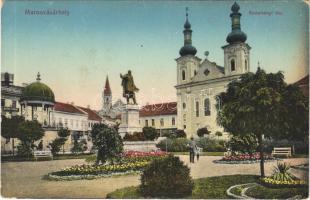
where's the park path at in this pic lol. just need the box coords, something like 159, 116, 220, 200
1, 156, 308, 198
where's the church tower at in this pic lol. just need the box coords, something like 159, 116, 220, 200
222, 2, 251, 76
176, 8, 201, 85
102, 76, 112, 116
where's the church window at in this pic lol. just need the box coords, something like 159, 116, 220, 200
182, 70, 186, 80
152, 119, 155, 126
231, 59, 235, 71
183, 102, 186, 109
12, 100, 16, 108
195, 101, 199, 117
194, 70, 197, 76
204, 69, 210, 76
204, 98, 211, 116
245, 60, 248, 71
160, 118, 164, 126
145, 120, 148, 127
172, 117, 175, 126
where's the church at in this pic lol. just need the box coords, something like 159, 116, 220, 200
176, 2, 251, 138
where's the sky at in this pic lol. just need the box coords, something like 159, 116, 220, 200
2, 0, 309, 110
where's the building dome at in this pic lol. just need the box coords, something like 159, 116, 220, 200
179, 45, 197, 56
21, 73, 55, 104
184, 19, 191, 29
226, 30, 247, 44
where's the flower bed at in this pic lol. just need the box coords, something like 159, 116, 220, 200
214, 153, 277, 164
260, 177, 307, 188
47, 161, 148, 180
47, 151, 168, 181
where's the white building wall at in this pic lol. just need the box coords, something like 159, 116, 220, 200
139, 114, 177, 130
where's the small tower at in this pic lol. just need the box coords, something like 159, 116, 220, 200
222, 2, 251, 76
176, 8, 201, 85
102, 76, 112, 116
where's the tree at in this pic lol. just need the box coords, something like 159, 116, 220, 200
143, 127, 159, 141
17, 120, 44, 157
57, 127, 70, 154
91, 124, 123, 164
1, 115, 25, 156
215, 131, 223, 140
50, 138, 66, 156
197, 127, 210, 137
217, 68, 308, 177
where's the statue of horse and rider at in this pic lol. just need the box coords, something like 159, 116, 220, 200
120, 70, 139, 105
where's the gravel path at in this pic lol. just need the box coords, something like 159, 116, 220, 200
1, 156, 308, 198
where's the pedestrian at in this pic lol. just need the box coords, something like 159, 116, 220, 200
189, 137, 195, 163
196, 146, 200, 161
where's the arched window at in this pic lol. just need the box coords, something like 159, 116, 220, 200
194, 70, 197, 76
245, 60, 248, 71
195, 101, 199, 117
183, 102, 186, 109
231, 59, 235, 71
182, 70, 186, 80
204, 98, 211, 116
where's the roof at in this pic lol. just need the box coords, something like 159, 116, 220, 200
21, 73, 55, 103
104, 76, 111, 95
139, 102, 177, 117
294, 75, 309, 86
78, 106, 102, 122
54, 102, 85, 115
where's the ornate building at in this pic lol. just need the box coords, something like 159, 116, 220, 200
176, 2, 251, 138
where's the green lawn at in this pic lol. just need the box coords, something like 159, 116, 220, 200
106, 175, 309, 199
246, 184, 308, 199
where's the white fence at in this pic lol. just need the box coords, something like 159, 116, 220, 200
123, 141, 158, 152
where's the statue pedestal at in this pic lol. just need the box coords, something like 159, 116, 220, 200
118, 104, 142, 137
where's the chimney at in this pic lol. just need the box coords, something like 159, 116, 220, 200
71, 102, 74, 105
87, 105, 90, 109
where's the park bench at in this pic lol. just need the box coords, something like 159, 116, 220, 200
33, 150, 53, 160
271, 147, 292, 157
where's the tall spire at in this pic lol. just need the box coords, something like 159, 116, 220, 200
226, 2, 247, 44
179, 7, 197, 57
104, 76, 111, 95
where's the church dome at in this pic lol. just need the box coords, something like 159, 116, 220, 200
21, 73, 55, 104
226, 30, 247, 44
179, 45, 197, 56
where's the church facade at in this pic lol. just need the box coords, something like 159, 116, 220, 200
176, 2, 251, 138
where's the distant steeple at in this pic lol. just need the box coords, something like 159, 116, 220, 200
226, 2, 247, 44
179, 7, 197, 57
104, 76, 111, 95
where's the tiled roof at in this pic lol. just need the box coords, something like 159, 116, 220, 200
294, 75, 309, 86
139, 102, 177, 117
78, 106, 102, 122
54, 102, 86, 115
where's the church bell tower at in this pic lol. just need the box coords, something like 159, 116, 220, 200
102, 76, 112, 116
222, 2, 251, 76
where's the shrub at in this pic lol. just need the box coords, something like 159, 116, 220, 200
156, 138, 189, 152
175, 129, 186, 138
227, 134, 258, 155
123, 132, 145, 141
71, 140, 87, 154
195, 137, 226, 152
197, 127, 210, 137
17, 141, 33, 157
140, 155, 194, 198
143, 127, 159, 140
